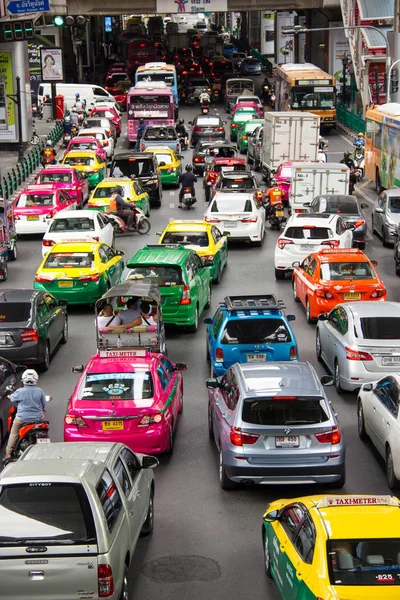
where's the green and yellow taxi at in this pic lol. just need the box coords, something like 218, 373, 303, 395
237, 119, 264, 153
157, 220, 228, 284
61, 150, 106, 189
144, 146, 182, 187
34, 241, 124, 305
263, 494, 400, 600
88, 178, 151, 216
122, 244, 212, 332
230, 109, 259, 141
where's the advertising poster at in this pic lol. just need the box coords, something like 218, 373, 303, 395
261, 12, 274, 56
0, 52, 16, 141
380, 116, 400, 189
156, 0, 227, 14
28, 32, 56, 97
276, 11, 296, 64
40, 47, 63, 81
329, 23, 351, 92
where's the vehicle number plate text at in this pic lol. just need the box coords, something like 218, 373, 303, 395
102, 420, 124, 430
344, 292, 361, 300
300, 244, 310, 250
247, 353, 266, 362
225, 221, 236, 227
275, 435, 300, 448
27, 215, 39, 221
382, 356, 400, 365
58, 281, 73, 288
36, 438, 50, 443
276, 210, 285, 217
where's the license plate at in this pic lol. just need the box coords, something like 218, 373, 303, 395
344, 292, 361, 300
184, 193, 192, 199
224, 221, 236, 227
58, 281, 73, 288
222, 166, 235, 171
27, 215, 39, 221
36, 438, 50, 444
382, 356, 400, 365
102, 420, 124, 431
0, 335, 6, 345
276, 210, 284, 217
203, 129, 213, 133
276, 435, 300, 448
247, 353, 266, 362
300, 244, 311, 250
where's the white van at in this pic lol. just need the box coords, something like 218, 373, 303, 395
37, 83, 116, 112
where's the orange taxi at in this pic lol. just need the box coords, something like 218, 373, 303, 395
292, 248, 386, 323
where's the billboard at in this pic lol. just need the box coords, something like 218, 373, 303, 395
261, 12, 274, 56
40, 47, 63, 81
0, 51, 16, 141
329, 22, 351, 93
156, 0, 227, 13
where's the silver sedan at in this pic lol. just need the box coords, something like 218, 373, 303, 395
316, 301, 400, 393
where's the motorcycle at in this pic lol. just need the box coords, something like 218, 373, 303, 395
178, 134, 188, 151
270, 93, 276, 109
268, 203, 286, 230
32, 102, 43, 120
63, 132, 72, 147
201, 103, 209, 114
70, 124, 79, 137
353, 144, 365, 178
182, 187, 196, 209
105, 206, 151, 235
349, 169, 357, 194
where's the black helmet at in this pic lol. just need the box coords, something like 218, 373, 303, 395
179, 118, 184, 124
114, 185, 123, 195
344, 151, 350, 157
185, 164, 193, 172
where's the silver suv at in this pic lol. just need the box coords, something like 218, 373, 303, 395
207, 362, 345, 489
0, 442, 157, 600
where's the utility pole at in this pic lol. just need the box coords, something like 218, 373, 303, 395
7, 76, 24, 161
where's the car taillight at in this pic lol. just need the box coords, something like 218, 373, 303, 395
180, 284, 191, 305
256, 191, 263, 200
277, 238, 294, 250
194, 157, 203, 162
290, 346, 298, 361
42, 239, 55, 247
230, 427, 259, 447
354, 219, 365, 227
65, 414, 88, 428
216, 127, 224, 132
241, 217, 257, 223
315, 426, 341, 445
79, 273, 100, 282
370, 289, 386, 298
138, 413, 163, 427
21, 329, 39, 342
141, 144, 145, 151
34, 274, 53, 283
231, 123, 238, 128
321, 240, 340, 248
98, 564, 114, 598
345, 346, 373, 361
14, 214, 20, 220
315, 289, 334, 299
46, 210, 56, 220
168, 167, 177, 173
205, 217, 220, 223
193, 127, 201, 132
242, 135, 248, 140
215, 347, 224, 363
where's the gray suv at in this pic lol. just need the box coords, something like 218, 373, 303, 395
206, 362, 345, 489
0, 442, 158, 600
372, 189, 400, 246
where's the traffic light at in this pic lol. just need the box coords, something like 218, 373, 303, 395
53, 16, 64, 27
391, 68, 399, 94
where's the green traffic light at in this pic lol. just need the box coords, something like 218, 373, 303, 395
54, 15, 64, 26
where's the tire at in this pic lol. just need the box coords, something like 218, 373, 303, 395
187, 306, 199, 333
60, 317, 68, 344
118, 567, 129, 600
316, 330, 322, 363
274, 268, 285, 281
334, 360, 344, 394
40, 342, 50, 372
137, 217, 151, 235
357, 399, 368, 440
166, 423, 174, 454
153, 192, 162, 208
382, 226, 390, 247
371, 215, 376, 235
358, 241, 366, 250
219, 450, 235, 490
386, 447, 400, 489
331, 470, 346, 489
0, 263, 8, 281
140, 489, 154, 536
8, 243, 17, 261
205, 285, 212, 309
306, 298, 316, 324
376, 169, 382, 194
214, 263, 222, 284
178, 393, 183, 414
293, 278, 300, 302
264, 531, 272, 578
208, 403, 214, 440
206, 337, 210, 362
396, 263, 400, 277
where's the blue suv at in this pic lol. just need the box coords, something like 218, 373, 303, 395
204, 295, 298, 376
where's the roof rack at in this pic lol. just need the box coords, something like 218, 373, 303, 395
223, 295, 285, 311
319, 248, 363, 254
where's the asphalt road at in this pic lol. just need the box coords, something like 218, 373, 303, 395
4, 99, 397, 599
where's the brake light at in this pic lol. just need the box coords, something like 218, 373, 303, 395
34, 274, 53, 283
46, 210, 56, 219
242, 135, 248, 140
241, 217, 257, 223
193, 127, 201, 132
79, 273, 100, 282
321, 240, 340, 248
216, 127, 224, 132
277, 238, 294, 250
231, 123, 238, 128
315, 426, 341, 445
215, 347, 224, 363
21, 329, 38, 342
370, 289, 386, 298
65, 415, 88, 428
272, 396, 296, 401
138, 413, 163, 426
180, 284, 191, 305
42, 239, 55, 247
256, 191, 263, 200
194, 157, 203, 162
103, 140, 109, 146
315, 289, 334, 299
290, 346, 298, 361
230, 427, 259, 446
205, 217, 220, 223
354, 219, 365, 227
345, 346, 373, 361
98, 564, 114, 598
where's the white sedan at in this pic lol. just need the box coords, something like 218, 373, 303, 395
42, 210, 115, 256
357, 373, 400, 489
204, 191, 266, 246
274, 213, 353, 280
77, 128, 114, 159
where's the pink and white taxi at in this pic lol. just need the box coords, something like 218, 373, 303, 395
35, 165, 90, 207
14, 184, 78, 235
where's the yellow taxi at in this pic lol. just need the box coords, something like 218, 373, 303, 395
144, 146, 182, 187
61, 150, 106, 189
33, 240, 124, 305
157, 219, 229, 283
262, 494, 400, 599
88, 178, 151, 216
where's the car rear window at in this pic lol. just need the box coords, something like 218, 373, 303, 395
327, 538, 400, 586
38, 172, 72, 184
0, 483, 96, 544
70, 142, 99, 152
191, 79, 209, 87
64, 157, 95, 166
49, 218, 95, 232
162, 231, 208, 246
92, 110, 115, 119
126, 265, 183, 285
279, 166, 291, 178
0, 302, 31, 323
93, 184, 128, 198
17, 194, 55, 207
320, 261, 374, 280
154, 152, 172, 165
110, 157, 154, 177
242, 397, 329, 426
360, 317, 400, 339
222, 177, 254, 189
144, 127, 177, 140
316, 198, 358, 213
221, 318, 291, 344
196, 117, 220, 126
210, 197, 253, 213
82, 372, 153, 400
214, 164, 244, 173
285, 226, 333, 240
44, 252, 94, 269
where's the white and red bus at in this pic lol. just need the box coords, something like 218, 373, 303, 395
127, 82, 175, 143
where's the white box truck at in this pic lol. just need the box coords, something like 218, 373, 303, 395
260, 111, 320, 184
289, 162, 350, 214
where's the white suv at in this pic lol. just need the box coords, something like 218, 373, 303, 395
274, 213, 353, 280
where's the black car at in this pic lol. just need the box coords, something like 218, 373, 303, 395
0, 290, 68, 371
213, 170, 259, 191
0, 357, 25, 447
306, 194, 369, 250
189, 115, 226, 147
192, 138, 229, 175
109, 151, 162, 207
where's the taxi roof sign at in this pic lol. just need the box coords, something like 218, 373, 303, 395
316, 495, 400, 508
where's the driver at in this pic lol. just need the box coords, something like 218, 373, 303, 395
199, 90, 210, 106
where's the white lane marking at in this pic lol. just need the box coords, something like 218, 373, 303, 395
169, 203, 175, 208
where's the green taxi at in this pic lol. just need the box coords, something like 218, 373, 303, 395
230, 109, 259, 142
122, 244, 212, 332
144, 146, 182, 188
237, 119, 264, 153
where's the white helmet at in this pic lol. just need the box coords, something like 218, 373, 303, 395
22, 369, 39, 385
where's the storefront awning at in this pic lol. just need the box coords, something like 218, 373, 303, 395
358, 0, 393, 20
361, 26, 391, 49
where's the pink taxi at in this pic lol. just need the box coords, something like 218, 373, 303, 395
64, 135, 106, 163
232, 101, 263, 118
64, 348, 187, 454
14, 184, 78, 235
35, 165, 89, 207
274, 161, 293, 203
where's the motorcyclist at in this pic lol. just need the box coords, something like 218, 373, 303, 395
41, 139, 56, 166
261, 77, 272, 103
109, 185, 136, 230
341, 151, 355, 170
63, 115, 72, 135
72, 93, 85, 113
178, 164, 197, 208
70, 109, 79, 128
353, 132, 365, 147
136, 118, 145, 149
199, 91, 210, 107
265, 178, 285, 217
176, 118, 188, 149
3, 369, 46, 461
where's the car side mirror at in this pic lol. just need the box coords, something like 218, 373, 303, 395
15, 365, 27, 374
371, 259, 378, 266
292, 261, 300, 268
263, 510, 279, 522
361, 203, 369, 209
156, 231, 162, 236
286, 314, 296, 322
345, 223, 355, 230
142, 455, 159, 469
375, 206, 384, 213
159, 161, 166, 167
6, 384, 15, 392
206, 378, 220, 389
362, 382, 374, 392
318, 313, 328, 321
223, 121, 226, 125
175, 362, 188, 371
321, 375, 334, 386
203, 317, 213, 324
188, 120, 193, 125
303, 202, 310, 207
72, 364, 84, 373
203, 258, 213, 266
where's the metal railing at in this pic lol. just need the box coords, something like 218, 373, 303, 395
336, 105, 366, 134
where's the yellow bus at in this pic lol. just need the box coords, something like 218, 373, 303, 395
365, 103, 400, 192
275, 63, 336, 129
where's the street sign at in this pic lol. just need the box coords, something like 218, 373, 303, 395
7, 0, 49, 15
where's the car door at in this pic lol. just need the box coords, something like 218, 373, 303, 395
75, 169, 89, 201
322, 307, 347, 372
212, 226, 227, 269
159, 357, 181, 422
370, 377, 399, 456
36, 296, 55, 352
97, 213, 113, 247
213, 370, 233, 442
43, 293, 65, 347
193, 253, 209, 311
274, 504, 306, 600
119, 447, 149, 540
60, 190, 76, 211
294, 256, 311, 304
375, 193, 387, 231
101, 244, 122, 285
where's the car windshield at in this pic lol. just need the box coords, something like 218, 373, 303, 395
0, 302, 31, 323
315, 198, 358, 213
242, 397, 329, 426
221, 318, 291, 344
320, 261, 374, 280
285, 226, 333, 240
126, 265, 183, 284
110, 158, 154, 177
65, 157, 95, 166
44, 252, 94, 269
144, 127, 177, 140
327, 538, 400, 586
0, 484, 96, 545
388, 197, 400, 213
162, 231, 208, 246
196, 117, 220, 126
243, 59, 258, 65
210, 197, 253, 213
38, 172, 72, 184
221, 177, 254, 189
82, 372, 153, 400
49, 218, 95, 233
207, 147, 236, 158
360, 317, 400, 339
17, 194, 55, 207
154, 153, 172, 164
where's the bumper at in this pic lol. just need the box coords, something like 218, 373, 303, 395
352, 226, 368, 243
340, 365, 400, 392
160, 171, 179, 185
193, 162, 205, 175
0, 341, 44, 365
162, 304, 197, 327
34, 280, 104, 305
16, 220, 49, 235
238, 139, 248, 151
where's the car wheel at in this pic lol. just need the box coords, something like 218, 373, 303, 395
316, 330, 322, 362
187, 306, 199, 333
178, 392, 183, 414
61, 318, 68, 344
40, 342, 50, 372
334, 360, 344, 394
0, 422, 3, 449
396, 263, 400, 277
357, 399, 368, 440
140, 488, 154, 536
382, 226, 390, 247
205, 285, 212, 309
306, 298, 316, 324
118, 567, 130, 600
386, 447, 400, 489
371, 215, 376, 234
358, 241, 366, 250
219, 449, 235, 490
264, 532, 272, 578
214, 263, 222, 284
330, 470, 346, 489
293, 278, 300, 302
208, 403, 214, 440
274, 268, 285, 281
166, 423, 174, 454
206, 337, 210, 362
111, 234, 115, 248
